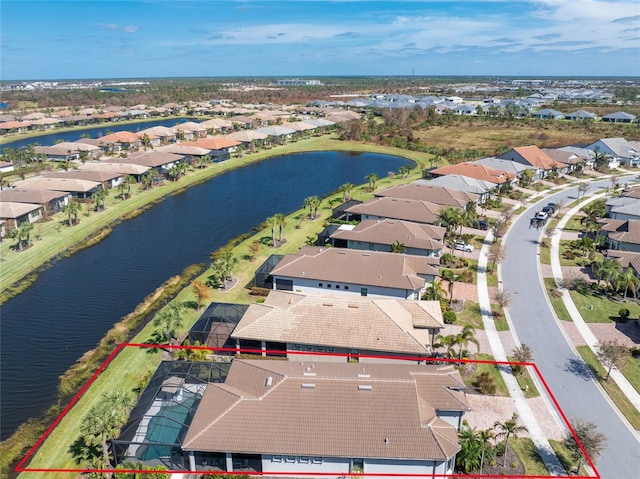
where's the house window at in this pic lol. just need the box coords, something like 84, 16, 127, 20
344, 286, 349, 290
312, 457, 323, 464
361, 288, 368, 297
335, 284, 340, 288
285, 456, 296, 463
272, 455, 283, 463
305, 345, 314, 351
316, 346, 324, 352
327, 284, 332, 288
318, 283, 323, 287
299, 456, 310, 464
413, 291, 419, 300
293, 344, 302, 351
327, 347, 335, 353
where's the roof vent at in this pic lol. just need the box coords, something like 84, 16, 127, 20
265, 376, 273, 387
358, 385, 373, 391
301, 383, 316, 389
384, 438, 389, 444
357, 374, 370, 378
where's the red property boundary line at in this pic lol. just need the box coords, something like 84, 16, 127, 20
16, 343, 599, 478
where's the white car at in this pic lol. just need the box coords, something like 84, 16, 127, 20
454, 241, 474, 252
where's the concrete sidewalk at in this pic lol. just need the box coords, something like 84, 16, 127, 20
477, 229, 567, 476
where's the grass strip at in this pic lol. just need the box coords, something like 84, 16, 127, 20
511, 437, 549, 476
576, 345, 640, 430
543, 277, 572, 322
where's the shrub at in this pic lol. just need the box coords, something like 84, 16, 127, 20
619, 308, 630, 320
443, 311, 457, 324
474, 372, 497, 394
563, 250, 576, 260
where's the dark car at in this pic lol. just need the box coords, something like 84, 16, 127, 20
473, 219, 489, 230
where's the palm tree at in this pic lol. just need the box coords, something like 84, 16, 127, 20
92, 188, 109, 211
436, 206, 463, 235
434, 333, 457, 359
80, 389, 133, 470
57, 158, 78, 171
304, 195, 321, 219
580, 200, 606, 234
423, 280, 446, 301
456, 422, 482, 473
142, 170, 156, 190
455, 324, 479, 360
338, 182, 355, 202
398, 165, 411, 178
117, 182, 127, 200
274, 213, 286, 242
365, 172, 379, 191
152, 302, 186, 343
494, 413, 527, 466
594, 258, 622, 292
63, 201, 82, 226
123, 175, 136, 198
15, 221, 34, 251
478, 428, 496, 474
390, 240, 406, 253
460, 202, 478, 234
266, 215, 278, 247
616, 267, 639, 299
441, 269, 460, 306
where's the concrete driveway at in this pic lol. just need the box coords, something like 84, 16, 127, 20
501, 178, 640, 478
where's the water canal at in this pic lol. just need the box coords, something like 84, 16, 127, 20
0, 150, 411, 440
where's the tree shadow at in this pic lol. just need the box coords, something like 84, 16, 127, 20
565, 357, 597, 381
182, 300, 199, 311
69, 436, 100, 465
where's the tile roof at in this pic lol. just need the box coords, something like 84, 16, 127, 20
183, 359, 465, 460
430, 163, 514, 184
507, 146, 568, 170
117, 151, 185, 168
43, 170, 120, 183
231, 291, 443, 355
79, 162, 149, 175
0, 201, 42, 219
330, 219, 445, 250
99, 131, 142, 143
181, 137, 241, 150
608, 220, 640, 245
271, 247, 439, 291
376, 183, 478, 207
346, 197, 444, 225
0, 188, 69, 204
12, 176, 101, 193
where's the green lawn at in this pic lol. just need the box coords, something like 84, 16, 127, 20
569, 289, 640, 323
558, 240, 603, 267
576, 345, 640, 430
456, 301, 484, 330
539, 245, 551, 265
507, 357, 540, 398
543, 277, 573, 322
463, 353, 510, 397
511, 437, 549, 476
549, 439, 581, 475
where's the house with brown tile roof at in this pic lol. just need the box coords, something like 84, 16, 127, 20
182, 359, 467, 475
33, 146, 79, 162
603, 219, 640, 253
329, 219, 445, 257
137, 126, 177, 144
0, 121, 32, 133
429, 162, 515, 185
112, 151, 186, 172
542, 148, 587, 171
43, 170, 123, 189
0, 201, 43, 230
345, 197, 444, 225
376, 182, 478, 207
0, 188, 70, 215
12, 177, 102, 199
79, 161, 149, 180
230, 290, 444, 360
98, 131, 142, 152
270, 246, 439, 300
498, 146, 569, 179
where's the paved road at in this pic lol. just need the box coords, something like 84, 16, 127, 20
501, 178, 640, 479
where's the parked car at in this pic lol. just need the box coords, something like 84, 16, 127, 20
535, 211, 549, 220
472, 219, 489, 230
454, 240, 474, 252
547, 202, 560, 212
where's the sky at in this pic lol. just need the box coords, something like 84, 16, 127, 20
1, 0, 639, 80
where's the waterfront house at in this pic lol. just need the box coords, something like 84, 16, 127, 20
0, 201, 43, 230
328, 219, 445, 257
231, 290, 444, 359
98, 131, 143, 153
345, 197, 444, 225
0, 188, 70, 216
270, 246, 439, 300
12, 176, 102, 199
33, 146, 79, 162
112, 151, 186, 174
43, 170, 123, 189
375, 182, 479, 207
181, 359, 467, 476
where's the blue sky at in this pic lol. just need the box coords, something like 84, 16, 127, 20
2, 0, 639, 80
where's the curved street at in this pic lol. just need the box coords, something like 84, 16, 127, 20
501, 177, 640, 478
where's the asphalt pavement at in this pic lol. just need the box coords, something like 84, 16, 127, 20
501, 178, 640, 479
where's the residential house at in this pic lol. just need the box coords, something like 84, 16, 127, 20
0, 201, 44, 229
12, 177, 102, 199
33, 146, 79, 162
584, 138, 639, 167
112, 151, 186, 173
601, 111, 636, 123
429, 162, 515, 186
557, 146, 596, 169
0, 161, 15, 174
419, 175, 497, 204
54, 141, 102, 159
43, 170, 123, 189
231, 290, 445, 360
497, 146, 569, 180
345, 197, 444, 225
270, 246, 439, 300
328, 219, 445, 257
155, 144, 212, 165
181, 137, 241, 161
182, 359, 467, 476
79, 161, 149, 181
174, 121, 207, 140
531, 108, 564, 120
98, 131, 143, 153
137, 126, 177, 145
375, 182, 479, 207
542, 149, 587, 172
599, 219, 640, 252
471, 156, 535, 180
0, 188, 70, 215
0, 121, 32, 133
565, 110, 597, 121
605, 196, 640, 221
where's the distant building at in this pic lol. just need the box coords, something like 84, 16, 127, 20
277, 79, 323, 86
